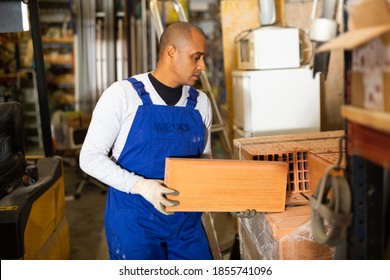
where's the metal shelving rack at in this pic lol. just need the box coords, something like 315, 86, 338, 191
343, 109, 390, 259
341, 1, 390, 259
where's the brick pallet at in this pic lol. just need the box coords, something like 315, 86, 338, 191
234, 130, 345, 259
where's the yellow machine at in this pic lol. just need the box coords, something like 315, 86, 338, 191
0, 157, 70, 259
0, 102, 70, 260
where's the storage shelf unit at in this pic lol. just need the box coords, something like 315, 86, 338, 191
342, 105, 390, 259
300, 0, 390, 259
39, 1, 75, 112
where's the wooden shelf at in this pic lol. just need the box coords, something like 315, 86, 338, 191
341, 105, 390, 134
41, 32, 75, 105
44, 54, 73, 65
342, 106, 390, 166
42, 37, 74, 44
0, 73, 18, 82
347, 121, 390, 167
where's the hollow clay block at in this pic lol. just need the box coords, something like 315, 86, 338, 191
164, 158, 288, 212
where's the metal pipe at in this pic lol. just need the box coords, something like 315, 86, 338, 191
28, 0, 54, 157
141, 0, 148, 72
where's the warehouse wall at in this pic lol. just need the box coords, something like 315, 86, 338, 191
284, 1, 344, 131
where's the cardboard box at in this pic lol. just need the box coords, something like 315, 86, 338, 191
238, 205, 334, 260
318, 0, 390, 112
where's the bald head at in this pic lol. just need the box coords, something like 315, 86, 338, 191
158, 21, 206, 59
152, 21, 207, 88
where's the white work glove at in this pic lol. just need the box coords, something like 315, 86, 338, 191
131, 178, 179, 215
232, 209, 257, 219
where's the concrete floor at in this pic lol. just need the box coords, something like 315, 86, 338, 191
62, 163, 109, 260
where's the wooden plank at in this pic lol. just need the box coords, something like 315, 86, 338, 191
221, 0, 260, 143
341, 105, 390, 134
164, 158, 288, 212
348, 122, 390, 166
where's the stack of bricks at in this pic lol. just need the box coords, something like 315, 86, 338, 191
238, 205, 335, 260
233, 130, 345, 260
234, 130, 345, 204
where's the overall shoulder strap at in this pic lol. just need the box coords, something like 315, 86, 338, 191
186, 87, 199, 108
127, 77, 153, 105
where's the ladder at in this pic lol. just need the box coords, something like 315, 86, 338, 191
149, 0, 232, 159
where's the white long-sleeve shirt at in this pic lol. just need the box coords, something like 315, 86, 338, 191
79, 73, 212, 193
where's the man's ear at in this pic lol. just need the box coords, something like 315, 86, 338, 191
167, 45, 176, 59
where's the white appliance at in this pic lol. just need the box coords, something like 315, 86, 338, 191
232, 67, 321, 138
237, 26, 301, 70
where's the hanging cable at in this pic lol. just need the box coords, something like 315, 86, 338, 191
310, 136, 353, 247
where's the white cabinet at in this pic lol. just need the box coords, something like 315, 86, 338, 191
232, 67, 321, 138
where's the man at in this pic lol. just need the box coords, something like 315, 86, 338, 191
79, 21, 213, 260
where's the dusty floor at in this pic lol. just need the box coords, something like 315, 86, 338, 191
62, 163, 109, 260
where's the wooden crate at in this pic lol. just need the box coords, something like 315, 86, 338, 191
238, 205, 334, 260
164, 158, 288, 212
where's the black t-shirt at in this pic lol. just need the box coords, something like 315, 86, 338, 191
148, 73, 182, 106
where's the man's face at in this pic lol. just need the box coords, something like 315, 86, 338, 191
172, 31, 207, 87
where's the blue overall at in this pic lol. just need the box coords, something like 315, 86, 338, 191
104, 77, 212, 260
